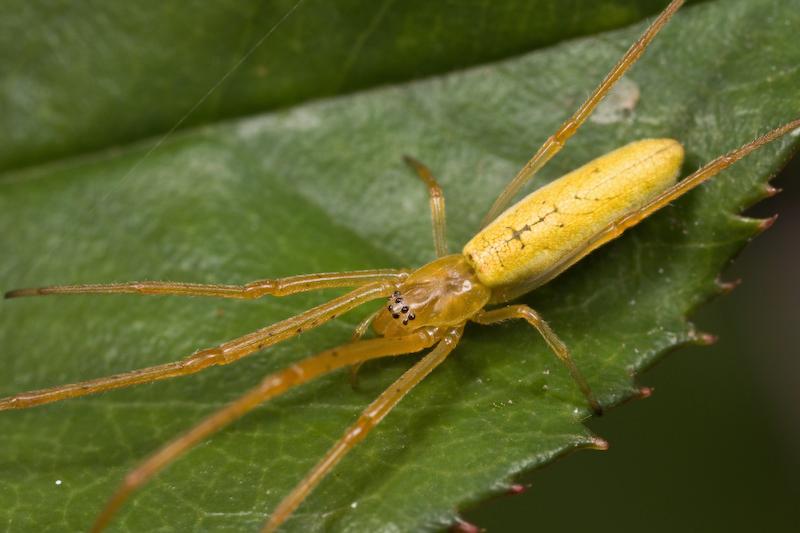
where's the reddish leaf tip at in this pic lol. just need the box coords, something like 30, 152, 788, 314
588, 437, 610, 451
757, 214, 779, 231
715, 277, 742, 294
451, 518, 482, 533
507, 484, 527, 496
694, 332, 718, 346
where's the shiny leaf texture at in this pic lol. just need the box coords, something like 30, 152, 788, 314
1, 0, 798, 531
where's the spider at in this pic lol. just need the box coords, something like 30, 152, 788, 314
2, 0, 798, 531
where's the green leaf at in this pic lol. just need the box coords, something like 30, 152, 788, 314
1, 0, 798, 531
1, 0, 677, 173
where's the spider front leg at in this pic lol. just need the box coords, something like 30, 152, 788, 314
473, 306, 602, 415
403, 155, 448, 257
91, 326, 444, 533
4, 269, 408, 299
481, 0, 684, 225
0, 281, 397, 410
263, 325, 464, 533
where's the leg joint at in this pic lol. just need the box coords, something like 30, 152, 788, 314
182, 348, 227, 370
507, 304, 543, 326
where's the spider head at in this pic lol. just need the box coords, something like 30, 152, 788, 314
373, 255, 490, 336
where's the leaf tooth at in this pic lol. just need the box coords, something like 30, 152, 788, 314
756, 214, 779, 232
764, 185, 782, 198
636, 386, 654, 399
691, 331, 719, 346
450, 517, 481, 533
715, 276, 742, 295
585, 436, 610, 451
506, 483, 527, 496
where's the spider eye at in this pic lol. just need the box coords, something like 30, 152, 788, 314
387, 291, 414, 322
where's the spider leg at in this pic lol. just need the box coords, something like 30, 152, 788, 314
4, 269, 408, 299
481, 0, 684, 225
403, 155, 448, 257
90, 326, 444, 533
262, 325, 464, 533
473, 306, 601, 415
533, 117, 800, 289
0, 281, 397, 410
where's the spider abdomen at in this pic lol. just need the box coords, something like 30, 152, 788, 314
464, 139, 684, 294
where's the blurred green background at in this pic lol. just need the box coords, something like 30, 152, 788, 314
2, 1, 797, 531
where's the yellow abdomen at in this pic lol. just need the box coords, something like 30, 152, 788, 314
463, 139, 684, 292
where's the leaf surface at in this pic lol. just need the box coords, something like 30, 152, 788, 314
0, 0, 678, 172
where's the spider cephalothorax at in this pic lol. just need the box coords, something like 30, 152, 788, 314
372, 255, 490, 336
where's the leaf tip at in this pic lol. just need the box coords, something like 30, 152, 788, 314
692, 332, 718, 346
587, 437, 610, 451
757, 214, 779, 232
715, 277, 742, 295
506, 483, 527, 496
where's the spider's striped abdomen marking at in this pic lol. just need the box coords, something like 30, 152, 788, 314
464, 139, 684, 293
